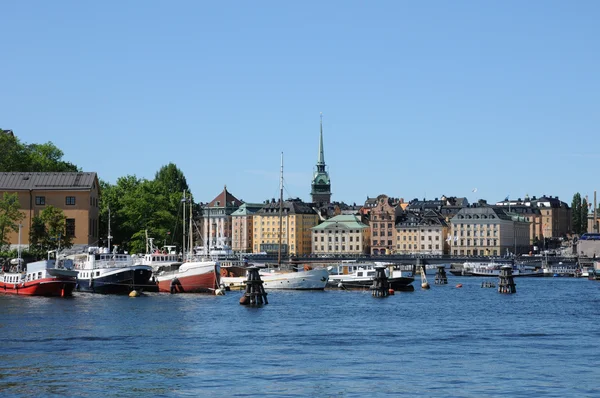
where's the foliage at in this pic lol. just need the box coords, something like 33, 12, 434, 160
571, 193, 582, 235
29, 205, 73, 255
0, 129, 78, 172
581, 197, 589, 235
0, 193, 25, 251
98, 164, 190, 254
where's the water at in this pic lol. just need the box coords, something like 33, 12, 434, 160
2, 277, 600, 397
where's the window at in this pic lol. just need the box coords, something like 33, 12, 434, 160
35, 196, 45, 205
65, 196, 75, 205
66, 219, 75, 237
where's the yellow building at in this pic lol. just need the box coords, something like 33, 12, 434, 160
0, 172, 100, 250
253, 198, 319, 256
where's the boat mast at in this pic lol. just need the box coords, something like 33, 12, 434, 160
182, 190, 186, 261
107, 207, 112, 253
189, 193, 193, 258
278, 152, 283, 267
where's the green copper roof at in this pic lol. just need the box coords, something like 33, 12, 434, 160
311, 214, 368, 230
231, 203, 265, 216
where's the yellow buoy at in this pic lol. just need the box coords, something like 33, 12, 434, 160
421, 282, 430, 289
129, 290, 140, 297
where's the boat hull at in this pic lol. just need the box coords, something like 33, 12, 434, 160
76, 267, 153, 294
221, 269, 329, 291
0, 277, 76, 297
328, 276, 414, 291
156, 262, 219, 293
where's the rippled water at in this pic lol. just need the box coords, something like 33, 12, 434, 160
2, 276, 600, 397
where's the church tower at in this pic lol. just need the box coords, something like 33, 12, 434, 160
310, 113, 332, 204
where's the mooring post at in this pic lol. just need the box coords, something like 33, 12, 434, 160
434, 265, 448, 285
240, 266, 268, 305
498, 265, 517, 294
370, 265, 390, 297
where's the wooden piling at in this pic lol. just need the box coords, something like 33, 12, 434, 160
498, 265, 516, 294
371, 265, 390, 297
434, 265, 448, 285
240, 266, 268, 305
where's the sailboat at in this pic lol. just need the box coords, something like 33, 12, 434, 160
220, 153, 329, 290
154, 190, 220, 293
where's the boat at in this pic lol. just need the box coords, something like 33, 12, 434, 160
132, 238, 181, 273
450, 261, 543, 277
0, 251, 77, 297
154, 190, 220, 293
220, 263, 329, 290
72, 246, 154, 294
327, 261, 414, 291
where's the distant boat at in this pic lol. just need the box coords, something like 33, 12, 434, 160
449, 261, 543, 277
327, 261, 414, 291
0, 252, 77, 297
220, 264, 329, 291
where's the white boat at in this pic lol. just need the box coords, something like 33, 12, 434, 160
220, 264, 329, 290
453, 261, 543, 277
132, 240, 181, 272
327, 261, 414, 291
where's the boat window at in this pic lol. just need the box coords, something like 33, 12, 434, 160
96, 272, 100, 277
357, 272, 363, 277
38, 272, 42, 279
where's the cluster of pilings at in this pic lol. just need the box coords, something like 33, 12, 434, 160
481, 281, 495, 288
434, 265, 448, 285
498, 265, 517, 294
240, 266, 268, 305
370, 265, 390, 297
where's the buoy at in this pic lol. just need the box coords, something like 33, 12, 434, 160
388, 288, 395, 295
129, 290, 141, 297
214, 288, 225, 296
421, 282, 430, 289
239, 295, 250, 305
456, 284, 463, 288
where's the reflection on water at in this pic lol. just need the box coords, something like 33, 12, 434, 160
1, 278, 600, 396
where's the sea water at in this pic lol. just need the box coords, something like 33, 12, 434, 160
1, 276, 600, 397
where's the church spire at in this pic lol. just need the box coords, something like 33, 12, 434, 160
317, 112, 325, 171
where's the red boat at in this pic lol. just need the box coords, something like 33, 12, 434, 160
155, 260, 220, 293
0, 255, 77, 297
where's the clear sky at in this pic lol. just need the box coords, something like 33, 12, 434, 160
2, 1, 598, 207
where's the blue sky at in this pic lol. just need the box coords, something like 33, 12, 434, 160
2, 1, 599, 207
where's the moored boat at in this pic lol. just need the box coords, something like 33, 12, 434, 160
155, 259, 220, 293
451, 261, 543, 277
327, 261, 414, 291
220, 264, 329, 291
72, 247, 154, 294
0, 253, 77, 297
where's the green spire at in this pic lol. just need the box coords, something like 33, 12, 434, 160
317, 112, 325, 170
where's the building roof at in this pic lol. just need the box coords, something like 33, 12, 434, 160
452, 206, 514, 222
207, 185, 243, 208
231, 203, 265, 216
0, 172, 98, 191
311, 214, 368, 230
257, 198, 317, 216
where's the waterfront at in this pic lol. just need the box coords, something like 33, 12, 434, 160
2, 277, 600, 397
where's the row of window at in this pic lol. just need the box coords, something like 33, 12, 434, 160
397, 244, 441, 250
314, 236, 360, 242
372, 240, 393, 246
313, 245, 358, 251
402, 235, 440, 241
35, 196, 77, 206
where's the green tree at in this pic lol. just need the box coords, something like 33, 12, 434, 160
581, 197, 589, 234
571, 193, 582, 235
29, 205, 73, 254
0, 129, 78, 172
0, 193, 25, 251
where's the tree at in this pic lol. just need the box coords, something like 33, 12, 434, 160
581, 197, 589, 234
29, 205, 73, 254
571, 193, 582, 235
0, 193, 25, 251
0, 130, 78, 172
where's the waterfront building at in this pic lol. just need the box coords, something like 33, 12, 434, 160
311, 214, 370, 255
201, 186, 243, 249
368, 194, 403, 255
395, 210, 449, 255
495, 195, 571, 239
449, 206, 530, 256
0, 172, 100, 251
231, 203, 264, 253
310, 113, 332, 205
253, 198, 319, 256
